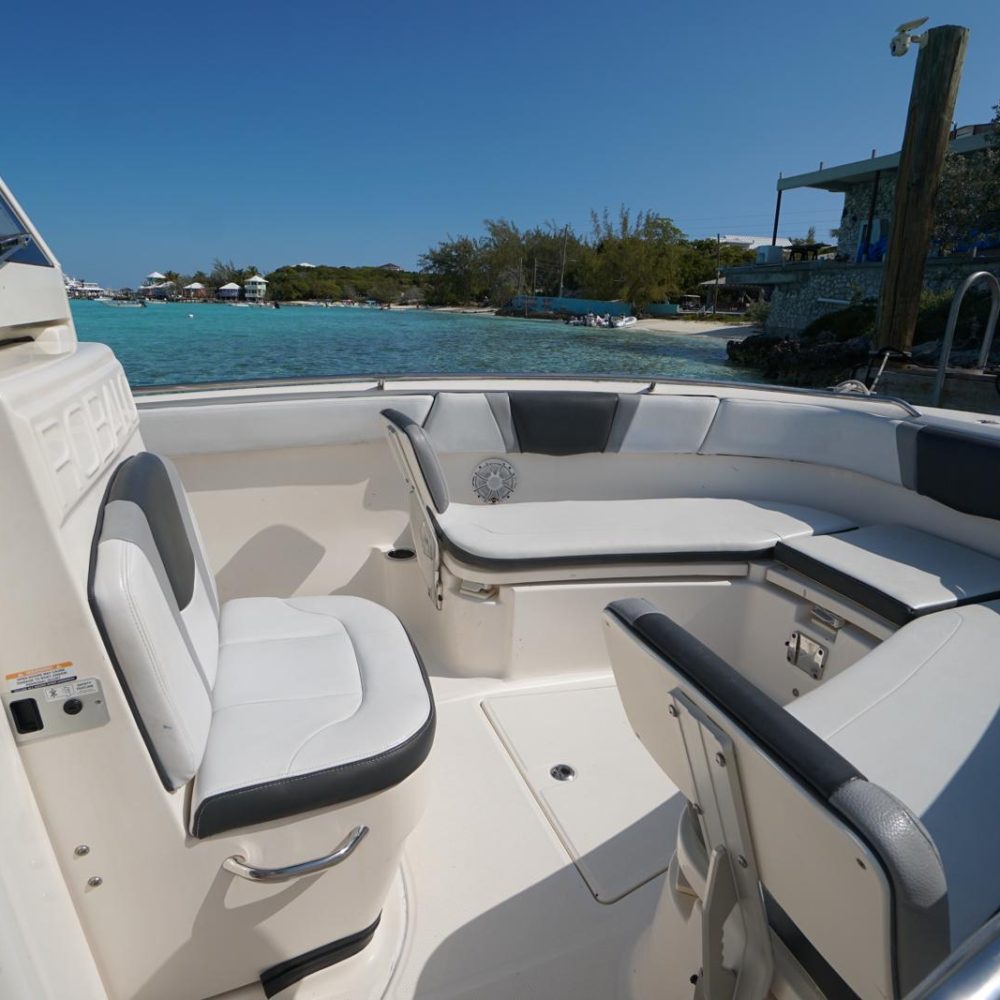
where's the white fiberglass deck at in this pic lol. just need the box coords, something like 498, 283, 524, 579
387, 673, 673, 1000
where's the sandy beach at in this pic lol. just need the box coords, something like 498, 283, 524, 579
631, 317, 754, 339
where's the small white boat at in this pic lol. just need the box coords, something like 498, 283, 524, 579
611, 315, 637, 329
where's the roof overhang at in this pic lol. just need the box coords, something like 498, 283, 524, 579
778, 133, 992, 193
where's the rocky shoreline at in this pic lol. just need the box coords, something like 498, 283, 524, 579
726, 332, 872, 386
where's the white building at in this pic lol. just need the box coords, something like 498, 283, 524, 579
719, 235, 793, 251
183, 282, 207, 300
243, 275, 268, 302
217, 282, 241, 300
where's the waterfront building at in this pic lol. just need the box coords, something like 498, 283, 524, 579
724, 122, 999, 335
243, 275, 268, 302
183, 282, 207, 300
217, 282, 241, 300
137, 271, 173, 299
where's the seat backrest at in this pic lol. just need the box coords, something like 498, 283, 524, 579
382, 408, 450, 515
89, 452, 220, 790
603, 598, 950, 999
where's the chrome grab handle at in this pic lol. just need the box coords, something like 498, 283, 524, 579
223, 825, 369, 883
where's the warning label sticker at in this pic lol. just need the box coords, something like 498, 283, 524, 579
6, 662, 77, 694
42, 678, 99, 702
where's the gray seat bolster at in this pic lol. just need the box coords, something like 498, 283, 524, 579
830, 780, 951, 996
382, 407, 450, 513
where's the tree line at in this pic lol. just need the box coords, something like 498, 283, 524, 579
148, 259, 429, 303
417, 209, 757, 310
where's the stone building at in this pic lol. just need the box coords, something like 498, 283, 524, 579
725, 124, 997, 336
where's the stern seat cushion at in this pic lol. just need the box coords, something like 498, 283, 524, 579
436, 498, 855, 569
191, 596, 435, 838
775, 524, 1000, 625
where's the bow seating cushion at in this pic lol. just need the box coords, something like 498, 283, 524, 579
436, 498, 856, 569
775, 524, 1000, 625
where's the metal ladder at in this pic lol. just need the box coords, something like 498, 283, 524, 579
931, 270, 1000, 406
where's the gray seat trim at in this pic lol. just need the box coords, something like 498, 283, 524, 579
912, 425, 1000, 522
606, 598, 951, 997
829, 781, 950, 996
105, 451, 197, 609
382, 408, 450, 513
605, 393, 641, 452
162, 458, 219, 618
507, 390, 619, 455
485, 392, 519, 452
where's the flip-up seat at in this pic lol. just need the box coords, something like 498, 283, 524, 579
90, 451, 434, 838
603, 599, 962, 998
381, 406, 854, 584
775, 523, 1000, 625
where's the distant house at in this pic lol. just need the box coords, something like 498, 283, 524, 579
295, 262, 317, 269
217, 282, 241, 300
183, 282, 207, 300
720, 235, 792, 252
243, 274, 268, 302
137, 271, 171, 299
380, 263, 403, 272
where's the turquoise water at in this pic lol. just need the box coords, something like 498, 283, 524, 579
71, 300, 753, 388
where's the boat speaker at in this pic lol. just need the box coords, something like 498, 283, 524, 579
472, 459, 517, 504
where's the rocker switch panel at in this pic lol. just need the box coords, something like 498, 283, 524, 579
2, 677, 109, 744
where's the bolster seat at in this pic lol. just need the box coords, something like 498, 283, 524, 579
90, 451, 434, 840
438, 497, 855, 569
775, 523, 1000, 625
191, 596, 434, 838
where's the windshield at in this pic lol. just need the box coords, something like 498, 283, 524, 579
0, 191, 49, 268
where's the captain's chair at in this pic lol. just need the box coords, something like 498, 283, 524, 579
604, 598, 950, 1000
88, 451, 434, 993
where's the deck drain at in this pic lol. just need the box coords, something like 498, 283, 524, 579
550, 763, 576, 782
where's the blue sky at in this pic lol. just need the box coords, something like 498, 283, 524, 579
6, 1, 1000, 287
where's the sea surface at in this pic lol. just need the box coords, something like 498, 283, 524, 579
71, 300, 754, 388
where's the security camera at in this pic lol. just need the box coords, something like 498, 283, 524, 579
891, 17, 929, 57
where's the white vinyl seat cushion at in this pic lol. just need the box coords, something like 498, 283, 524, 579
436, 497, 855, 568
775, 524, 1000, 625
789, 601, 1000, 945
189, 595, 434, 838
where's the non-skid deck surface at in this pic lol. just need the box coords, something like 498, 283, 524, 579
483, 681, 682, 903
386, 673, 668, 1000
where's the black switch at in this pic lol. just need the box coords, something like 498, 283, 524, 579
63, 698, 83, 716
9, 698, 43, 734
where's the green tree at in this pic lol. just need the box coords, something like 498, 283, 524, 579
934, 100, 1000, 254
